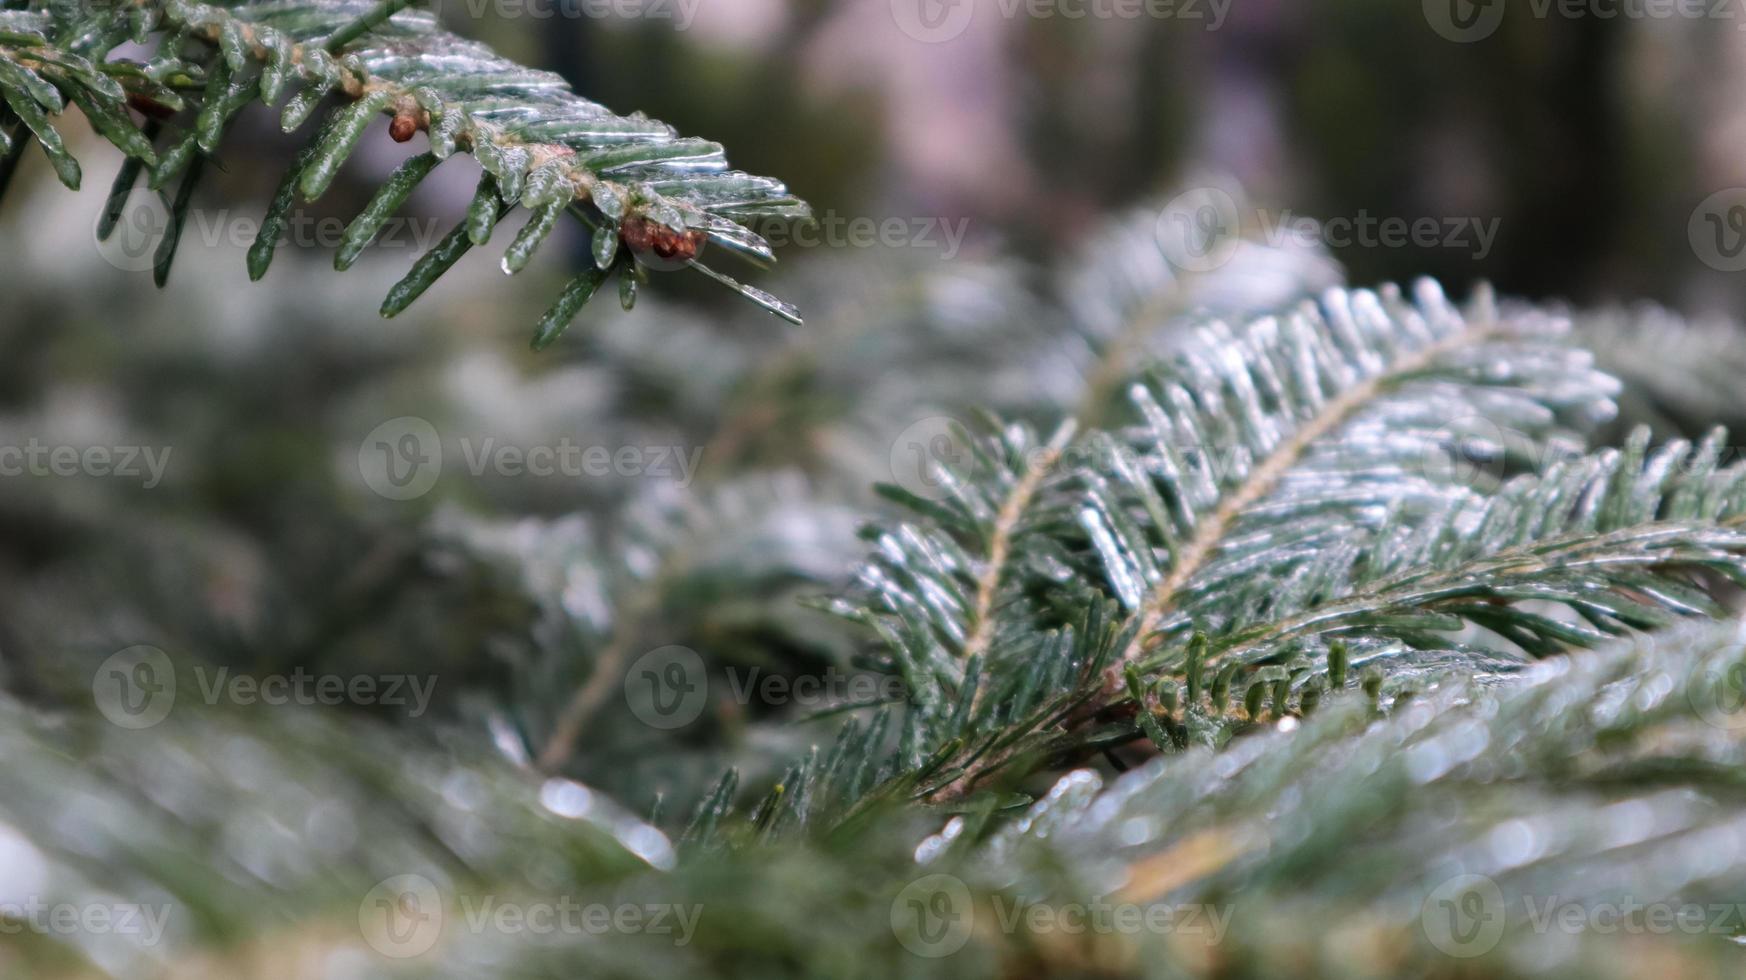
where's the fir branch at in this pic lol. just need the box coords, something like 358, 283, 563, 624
977, 616, 1746, 980
1113, 309, 1502, 675
1071, 284, 1190, 427
6, 618, 1746, 976
828, 275, 1746, 803
1062, 197, 1342, 425
1580, 301, 1746, 437
534, 570, 667, 774
964, 420, 1077, 665
1178, 476, 1746, 682
434, 477, 864, 804
0, 0, 810, 341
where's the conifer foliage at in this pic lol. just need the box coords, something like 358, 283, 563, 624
3, 3, 1746, 977
831, 277, 1746, 802
0, 0, 808, 344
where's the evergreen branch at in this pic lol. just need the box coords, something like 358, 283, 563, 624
826, 276, 1746, 803
1071, 280, 1189, 427
1113, 309, 1501, 674
1580, 301, 1746, 437
434, 478, 864, 807
974, 616, 1746, 979
1178, 511, 1746, 693
6, 618, 1746, 976
534, 572, 666, 774
0, 117, 28, 199
963, 419, 1076, 665
320, 0, 416, 51
1061, 196, 1342, 425
813, 217, 1347, 782
0, 0, 810, 342
1086, 280, 1602, 637
1154, 425, 1746, 662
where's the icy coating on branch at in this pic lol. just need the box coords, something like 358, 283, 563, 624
0, 0, 810, 340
